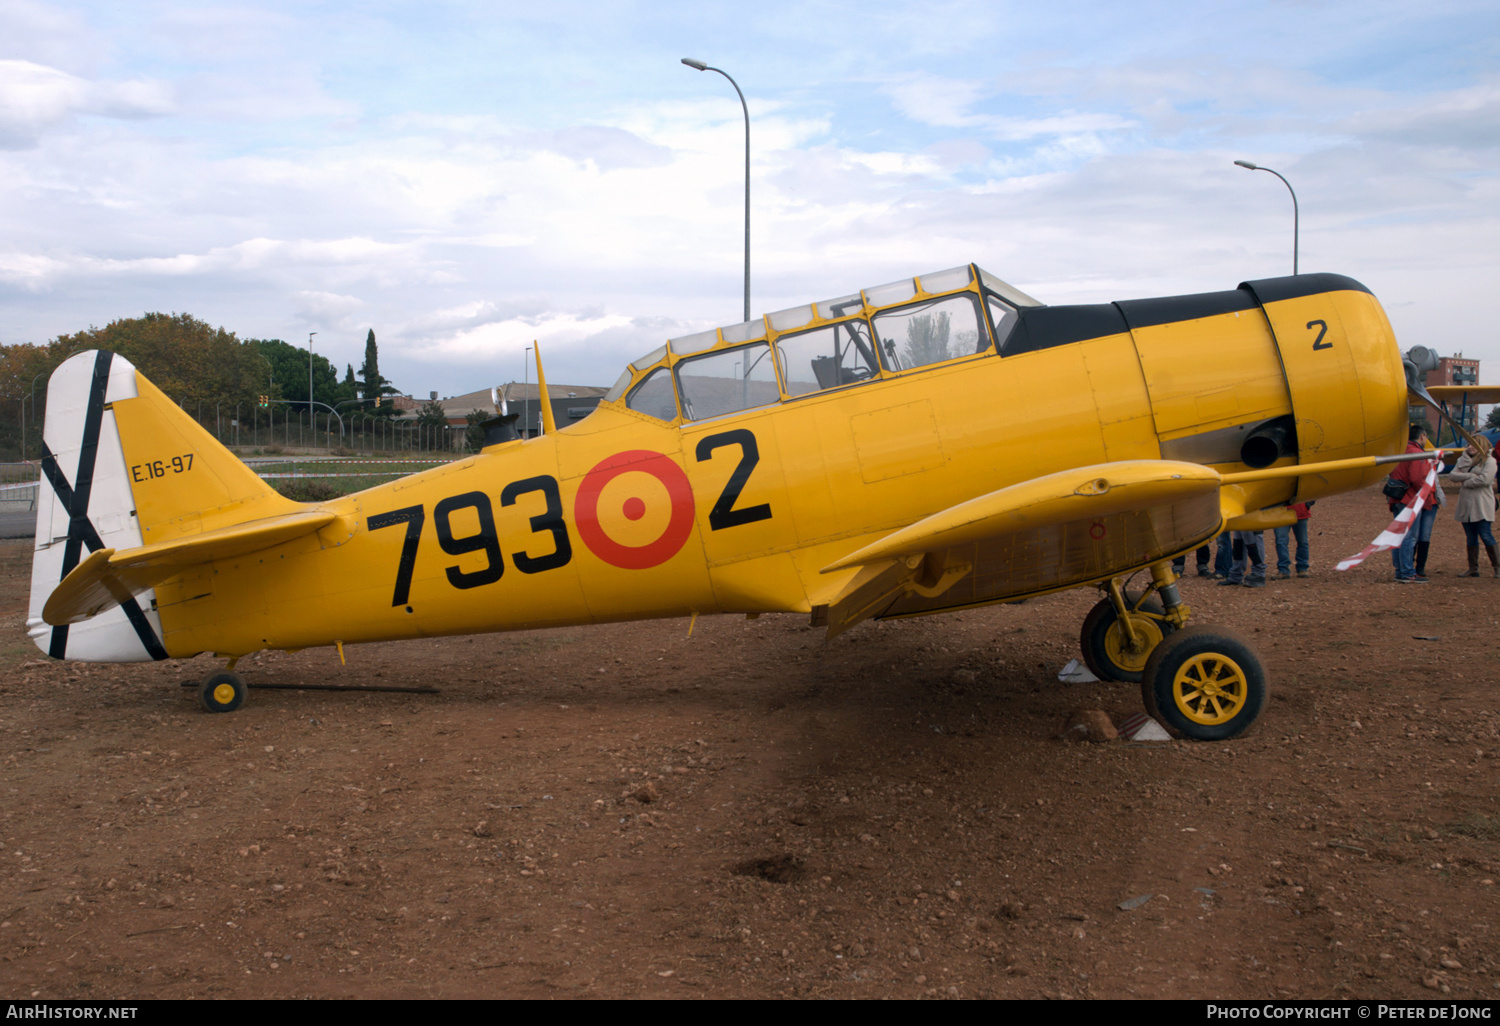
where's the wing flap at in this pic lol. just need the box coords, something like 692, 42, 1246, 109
43, 510, 337, 626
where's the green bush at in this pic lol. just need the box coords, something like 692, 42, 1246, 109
274, 479, 345, 502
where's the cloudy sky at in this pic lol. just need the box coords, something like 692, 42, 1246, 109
2, 0, 1497, 396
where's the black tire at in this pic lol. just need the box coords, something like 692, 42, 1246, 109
1140, 626, 1267, 741
200, 672, 247, 714
1079, 596, 1172, 683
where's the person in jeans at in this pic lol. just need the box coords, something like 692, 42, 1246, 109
1449, 435, 1498, 577
1218, 530, 1267, 587
1274, 501, 1314, 578
1172, 544, 1213, 578
1413, 437, 1445, 581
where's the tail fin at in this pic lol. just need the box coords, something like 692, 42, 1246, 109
28, 350, 297, 661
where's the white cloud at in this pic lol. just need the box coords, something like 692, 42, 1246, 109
292, 290, 365, 327
882, 73, 992, 128
0, 60, 173, 149
411, 311, 635, 361
1, 2, 1497, 396
1341, 79, 1500, 150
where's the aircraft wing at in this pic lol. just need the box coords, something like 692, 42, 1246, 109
816, 452, 1439, 639
42, 510, 338, 626
1425, 386, 1500, 405
816, 460, 1222, 638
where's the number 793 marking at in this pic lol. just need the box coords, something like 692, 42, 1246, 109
366, 475, 572, 608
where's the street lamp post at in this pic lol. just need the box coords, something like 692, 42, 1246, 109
1234, 160, 1299, 275
682, 57, 751, 322
307, 331, 318, 441
23, 371, 47, 461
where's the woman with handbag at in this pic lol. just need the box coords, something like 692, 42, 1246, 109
1449, 435, 1498, 577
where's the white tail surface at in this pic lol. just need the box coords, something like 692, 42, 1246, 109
28, 351, 168, 662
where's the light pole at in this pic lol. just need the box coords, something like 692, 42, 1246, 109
307, 331, 318, 438
523, 346, 532, 439
682, 57, 751, 322
23, 371, 47, 460
1234, 160, 1299, 275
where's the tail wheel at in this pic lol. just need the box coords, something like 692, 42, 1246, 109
1140, 626, 1266, 741
200, 672, 247, 714
1080, 597, 1172, 683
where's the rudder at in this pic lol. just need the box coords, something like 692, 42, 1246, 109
28, 350, 296, 661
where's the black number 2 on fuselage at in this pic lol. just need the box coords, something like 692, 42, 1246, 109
695, 429, 772, 531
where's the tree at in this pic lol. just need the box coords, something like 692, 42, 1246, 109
416, 399, 448, 451
252, 339, 347, 412
53, 313, 265, 401
357, 329, 400, 410
465, 408, 490, 452
1, 312, 280, 458
0, 341, 70, 459
1486, 406, 1500, 431
903, 312, 951, 367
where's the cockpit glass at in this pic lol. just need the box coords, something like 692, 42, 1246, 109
604, 367, 634, 403
625, 367, 678, 421
676, 343, 779, 421
629, 345, 667, 373
872, 294, 988, 372
985, 296, 1018, 350
774, 319, 878, 396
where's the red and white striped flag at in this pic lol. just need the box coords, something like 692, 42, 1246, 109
1336, 458, 1439, 571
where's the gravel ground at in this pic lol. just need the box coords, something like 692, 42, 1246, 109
1, 485, 1497, 999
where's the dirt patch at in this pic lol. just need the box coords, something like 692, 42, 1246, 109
1, 486, 1498, 998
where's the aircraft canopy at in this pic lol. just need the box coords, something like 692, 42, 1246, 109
604, 264, 1043, 404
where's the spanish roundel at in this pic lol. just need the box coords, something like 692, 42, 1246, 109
575, 451, 696, 569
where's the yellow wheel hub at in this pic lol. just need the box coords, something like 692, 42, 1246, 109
1171, 653, 1248, 725
1103, 615, 1165, 673
212, 682, 237, 706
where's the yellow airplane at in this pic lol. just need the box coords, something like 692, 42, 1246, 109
29, 264, 1433, 740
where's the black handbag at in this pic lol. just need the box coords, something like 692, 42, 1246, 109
1382, 475, 1408, 501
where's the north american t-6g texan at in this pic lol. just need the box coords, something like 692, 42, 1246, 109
29, 264, 1438, 740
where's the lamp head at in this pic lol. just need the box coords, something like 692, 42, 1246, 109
681, 58, 708, 71
1234, 159, 1259, 170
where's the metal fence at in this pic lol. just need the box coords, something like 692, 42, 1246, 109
0, 396, 473, 462
0, 461, 39, 512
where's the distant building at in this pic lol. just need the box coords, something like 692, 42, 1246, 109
1411, 352, 1483, 434
1431, 354, 1479, 388
415, 382, 610, 439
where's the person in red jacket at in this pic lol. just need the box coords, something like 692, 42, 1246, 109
1390, 425, 1438, 582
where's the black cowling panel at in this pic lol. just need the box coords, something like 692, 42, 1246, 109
1002, 304, 1128, 356
1239, 272, 1371, 304
1115, 289, 1258, 330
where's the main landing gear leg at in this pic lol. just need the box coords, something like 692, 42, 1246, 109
1080, 561, 1189, 684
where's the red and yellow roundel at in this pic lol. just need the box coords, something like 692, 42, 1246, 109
575, 450, 696, 569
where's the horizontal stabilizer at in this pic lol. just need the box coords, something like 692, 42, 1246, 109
43, 510, 337, 626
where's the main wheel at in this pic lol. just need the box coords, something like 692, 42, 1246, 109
1080, 596, 1172, 683
199, 672, 247, 713
1140, 626, 1266, 741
